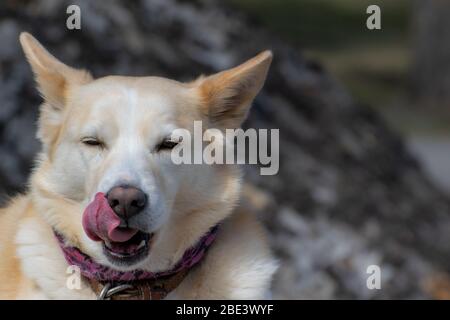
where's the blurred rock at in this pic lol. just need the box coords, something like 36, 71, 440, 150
0, 0, 450, 299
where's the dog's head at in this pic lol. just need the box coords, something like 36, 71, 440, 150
20, 32, 272, 271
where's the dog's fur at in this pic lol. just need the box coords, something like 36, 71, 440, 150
0, 33, 277, 299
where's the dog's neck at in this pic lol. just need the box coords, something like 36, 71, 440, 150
53, 226, 219, 299
53, 226, 219, 282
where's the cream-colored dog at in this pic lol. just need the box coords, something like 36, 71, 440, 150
0, 32, 277, 299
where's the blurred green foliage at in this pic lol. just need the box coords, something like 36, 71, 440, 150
228, 0, 410, 49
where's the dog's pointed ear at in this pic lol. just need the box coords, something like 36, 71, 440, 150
196, 51, 272, 129
19, 32, 92, 110
20, 32, 93, 154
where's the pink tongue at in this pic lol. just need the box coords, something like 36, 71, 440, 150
82, 192, 138, 243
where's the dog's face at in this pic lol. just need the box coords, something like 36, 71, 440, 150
21, 33, 271, 271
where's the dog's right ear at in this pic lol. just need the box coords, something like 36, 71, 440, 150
19, 32, 92, 110
20, 32, 92, 153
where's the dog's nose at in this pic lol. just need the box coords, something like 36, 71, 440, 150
106, 186, 147, 220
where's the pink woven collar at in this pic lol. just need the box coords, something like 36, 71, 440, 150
54, 226, 219, 282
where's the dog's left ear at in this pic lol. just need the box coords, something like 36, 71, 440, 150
196, 51, 272, 129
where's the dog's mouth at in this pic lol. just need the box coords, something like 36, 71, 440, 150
102, 230, 153, 264
82, 193, 155, 266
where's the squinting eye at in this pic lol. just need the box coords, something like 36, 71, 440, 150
81, 137, 103, 147
157, 139, 179, 152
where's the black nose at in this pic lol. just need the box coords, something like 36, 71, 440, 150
107, 186, 147, 220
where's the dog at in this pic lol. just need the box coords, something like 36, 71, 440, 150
0, 32, 277, 299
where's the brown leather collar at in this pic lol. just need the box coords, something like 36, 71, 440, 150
88, 269, 189, 300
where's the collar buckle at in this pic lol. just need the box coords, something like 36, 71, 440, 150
97, 283, 135, 300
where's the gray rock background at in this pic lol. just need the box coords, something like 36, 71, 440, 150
1, 0, 450, 299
